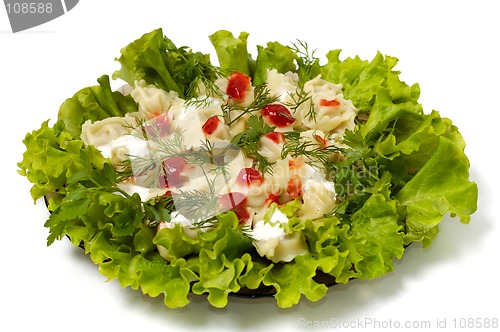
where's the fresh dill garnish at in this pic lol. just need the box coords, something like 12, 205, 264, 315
187, 139, 236, 174
169, 46, 224, 100
289, 40, 321, 86
184, 67, 228, 109
117, 114, 238, 186
173, 186, 221, 226
323, 129, 382, 219
116, 124, 188, 186
230, 114, 276, 174
116, 115, 257, 230
141, 175, 222, 228
285, 87, 316, 123
223, 84, 279, 125
281, 130, 340, 169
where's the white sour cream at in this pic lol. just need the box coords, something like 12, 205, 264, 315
251, 208, 289, 241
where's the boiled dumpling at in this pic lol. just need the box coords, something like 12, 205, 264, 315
297, 75, 358, 134
265, 69, 299, 104
80, 116, 136, 148
130, 80, 182, 119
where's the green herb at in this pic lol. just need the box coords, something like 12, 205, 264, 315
223, 84, 278, 125
281, 130, 341, 169
289, 40, 321, 86
114, 28, 221, 100
285, 87, 316, 122
230, 114, 276, 173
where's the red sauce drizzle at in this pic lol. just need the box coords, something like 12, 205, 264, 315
160, 156, 187, 188
202, 116, 221, 136
315, 134, 328, 147
320, 99, 340, 107
218, 192, 250, 223
226, 72, 251, 102
144, 114, 170, 139
264, 131, 285, 144
286, 175, 302, 199
266, 193, 281, 206
236, 168, 264, 186
262, 104, 295, 127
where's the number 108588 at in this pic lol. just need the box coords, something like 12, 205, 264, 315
6, 2, 53, 14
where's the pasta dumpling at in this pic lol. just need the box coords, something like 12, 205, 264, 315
258, 131, 285, 163
300, 181, 336, 220
130, 80, 182, 119
80, 116, 136, 148
214, 74, 255, 108
253, 230, 309, 263
297, 75, 358, 134
251, 207, 309, 263
169, 99, 227, 149
265, 69, 299, 104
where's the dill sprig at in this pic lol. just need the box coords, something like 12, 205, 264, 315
230, 114, 276, 174
188, 139, 235, 172
223, 84, 279, 126
173, 187, 221, 226
281, 131, 341, 169
141, 175, 222, 229
285, 87, 316, 123
171, 46, 225, 100
289, 40, 321, 86
184, 70, 227, 110
116, 124, 189, 186
117, 114, 237, 189
119, 118, 239, 229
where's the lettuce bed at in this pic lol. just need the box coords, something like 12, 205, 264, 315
18, 29, 478, 308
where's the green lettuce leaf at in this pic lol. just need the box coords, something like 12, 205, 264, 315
153, 224, 202, 260
114, 28, 217, 99
373, 110, 477, 245
321, 50, 422, 140
209, 30, 253, 76
262, 254, 328, 308
153, 212, 256, 307
350, 192, 404, 279
17, 120, 111, 203
113, 28, 182, 95
253, 41, 298, 86
396, 136, 478, 245
303, 217, 360, 284
187, 214, 254, 307
58, 75, 136, 138
87, 231, 196, 309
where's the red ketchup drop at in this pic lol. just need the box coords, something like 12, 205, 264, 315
262, 104, 295, 127
236, 168, 264, 186
288, 157, 305, 169
266, 193, 281, 206
161, 190, 176, 208
218, 192, 250, 224
264, 131, 285, 144
226, 72, 251, 102
160, 156, 187, 188
202, 116, 221, 136
144, 114, 170, 139
286, 175, 302, 199
320, 98, 340, 107
315, 134, 328, 147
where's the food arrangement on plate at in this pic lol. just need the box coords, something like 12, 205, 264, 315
18, 28, 478, 308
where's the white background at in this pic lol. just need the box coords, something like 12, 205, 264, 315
1, 1, 498, 331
